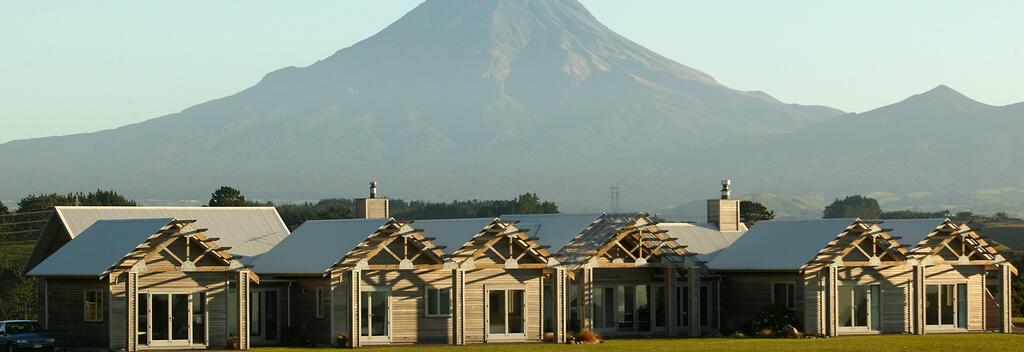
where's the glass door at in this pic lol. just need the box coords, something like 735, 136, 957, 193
142, 292, 203, 347
487, 289, 525, 340
250, 289, 280, 345
838, 284, 880, 332
360, 290, 390, 342
926, 284, 966, 329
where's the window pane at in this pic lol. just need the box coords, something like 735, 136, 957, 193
439, 288, 451, 316
265, 291, 278, 340
360, 292, 370, 335
636, 285, 651, 331
171, 294, 189, 340
773, 284, 787, 306
854, 286, 868, 327
251, 291, 262, 337
678, 286, 688, 327
593, 287, 605, 328
787, 284, 795, 309
940, 285, 954, 326
699, 286, 709, 326
138, 294, 148, 346
654, 286, 665, 327
543, 286, 553, 333
153, 294, 168, 341
603, 287, 614, 329
489, 290, 505, 334
838, 286, 853, 327
957, 284, 967, 328
870, 285, 881, 330
427, 288, 438, 316
925, 285, 938, 325
508, 290, 524, 334
193, 293, 206, 344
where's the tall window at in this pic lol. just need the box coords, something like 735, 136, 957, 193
315, 287, 325, 318
772, 282, 796, 309
84, 290, 104, 322
424, 287, 451, 317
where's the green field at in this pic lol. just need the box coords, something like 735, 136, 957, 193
0, 239, 34, 266
257, 335, 1024, 352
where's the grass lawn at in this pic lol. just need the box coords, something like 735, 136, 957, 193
1014, 317, 1024, 325
0, 239, 35, 266
256, 335, 1024, 352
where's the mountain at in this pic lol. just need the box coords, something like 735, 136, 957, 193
0, 0, 842, 208
672, 85, 1024, 215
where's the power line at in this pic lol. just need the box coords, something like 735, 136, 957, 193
0, 219, 48, 227
0, 228, 44, 236
0, 210, 54, 217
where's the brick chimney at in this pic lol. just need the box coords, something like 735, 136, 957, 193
354, 181, 389, 218
707, 179, 741, 232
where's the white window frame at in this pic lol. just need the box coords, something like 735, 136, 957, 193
423, 286, 452, 317
770, 281, 796, 310
925, 281, 968, 330
837, 283, 881, 332
84, 289, 104, 322
315, 287, 325, 318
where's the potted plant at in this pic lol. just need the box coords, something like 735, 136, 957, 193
228, 335, 239, 349
336, 334, 350, 348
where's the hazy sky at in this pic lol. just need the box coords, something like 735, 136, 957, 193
1, 0, 1022, 143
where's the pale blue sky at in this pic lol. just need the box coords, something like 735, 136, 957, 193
1, 1, 1022, 143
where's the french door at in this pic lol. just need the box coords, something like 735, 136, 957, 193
250, 289, 280, 345
925, 283, 967, 329
360, 289, 390, 343
592, 285, 659, 335
138, 292, 206, 347
487, 288, 525, 341
838, 284, 880, 332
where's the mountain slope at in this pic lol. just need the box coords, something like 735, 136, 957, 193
0, 0, 842, 206
674, 85, 1024, 214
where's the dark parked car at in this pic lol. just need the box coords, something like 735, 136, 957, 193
0, 321, 55, 352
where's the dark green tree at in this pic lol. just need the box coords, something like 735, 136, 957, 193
0, 200, 7, 214
739, 200, 775, 225
823, 195, 881, 219
208, 186, 248, 207
17, 189, 137, 212
316, 204, 352, 220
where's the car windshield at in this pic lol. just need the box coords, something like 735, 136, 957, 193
5, 322, 43, 333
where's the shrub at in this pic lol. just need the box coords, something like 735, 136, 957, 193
542, 332, 554, 342
751, 305, 797, 336
573, 329, 602, 344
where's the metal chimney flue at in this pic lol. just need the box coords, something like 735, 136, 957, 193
721, 179, 731, 199
370, 181, 378, 198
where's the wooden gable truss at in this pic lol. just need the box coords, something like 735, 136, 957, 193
803, 220, 911, 273
333, 220, 449, 272
449, 219, 553, 270
585, 215, 695, 269
103, 219, 256, 282
908, 220, 1018, 274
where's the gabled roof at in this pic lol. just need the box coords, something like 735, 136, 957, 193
27, 206, 290, 270
413, 218, 497, 255
252, 218, 389, 275
708, 219, 857, 271
500, 213, 603, 254
555, 213, 641, 266
659, 222, 746, 262
28, 218, 174, 276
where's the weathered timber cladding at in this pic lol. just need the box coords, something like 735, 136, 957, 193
332, 273, 350, 345
359, 269, 454, 344
836, 266, 914, 333
464, 268, 543, 344
718, 272, 803, 330
43, 278, 110, 348
286, 278, 333, 345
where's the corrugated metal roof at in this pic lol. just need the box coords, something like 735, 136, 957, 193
28, 218, 173, 276
555, 213, 640, 266
53, 206, 289, 265
868, 218, 946, 247
660, 222, 746, 262
413, 218, 496, 254
708, 218, 857, 270
251, 218, 389, 274
500, 213, 603, 254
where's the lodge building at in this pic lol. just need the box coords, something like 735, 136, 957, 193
22, 182, 1016, 350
